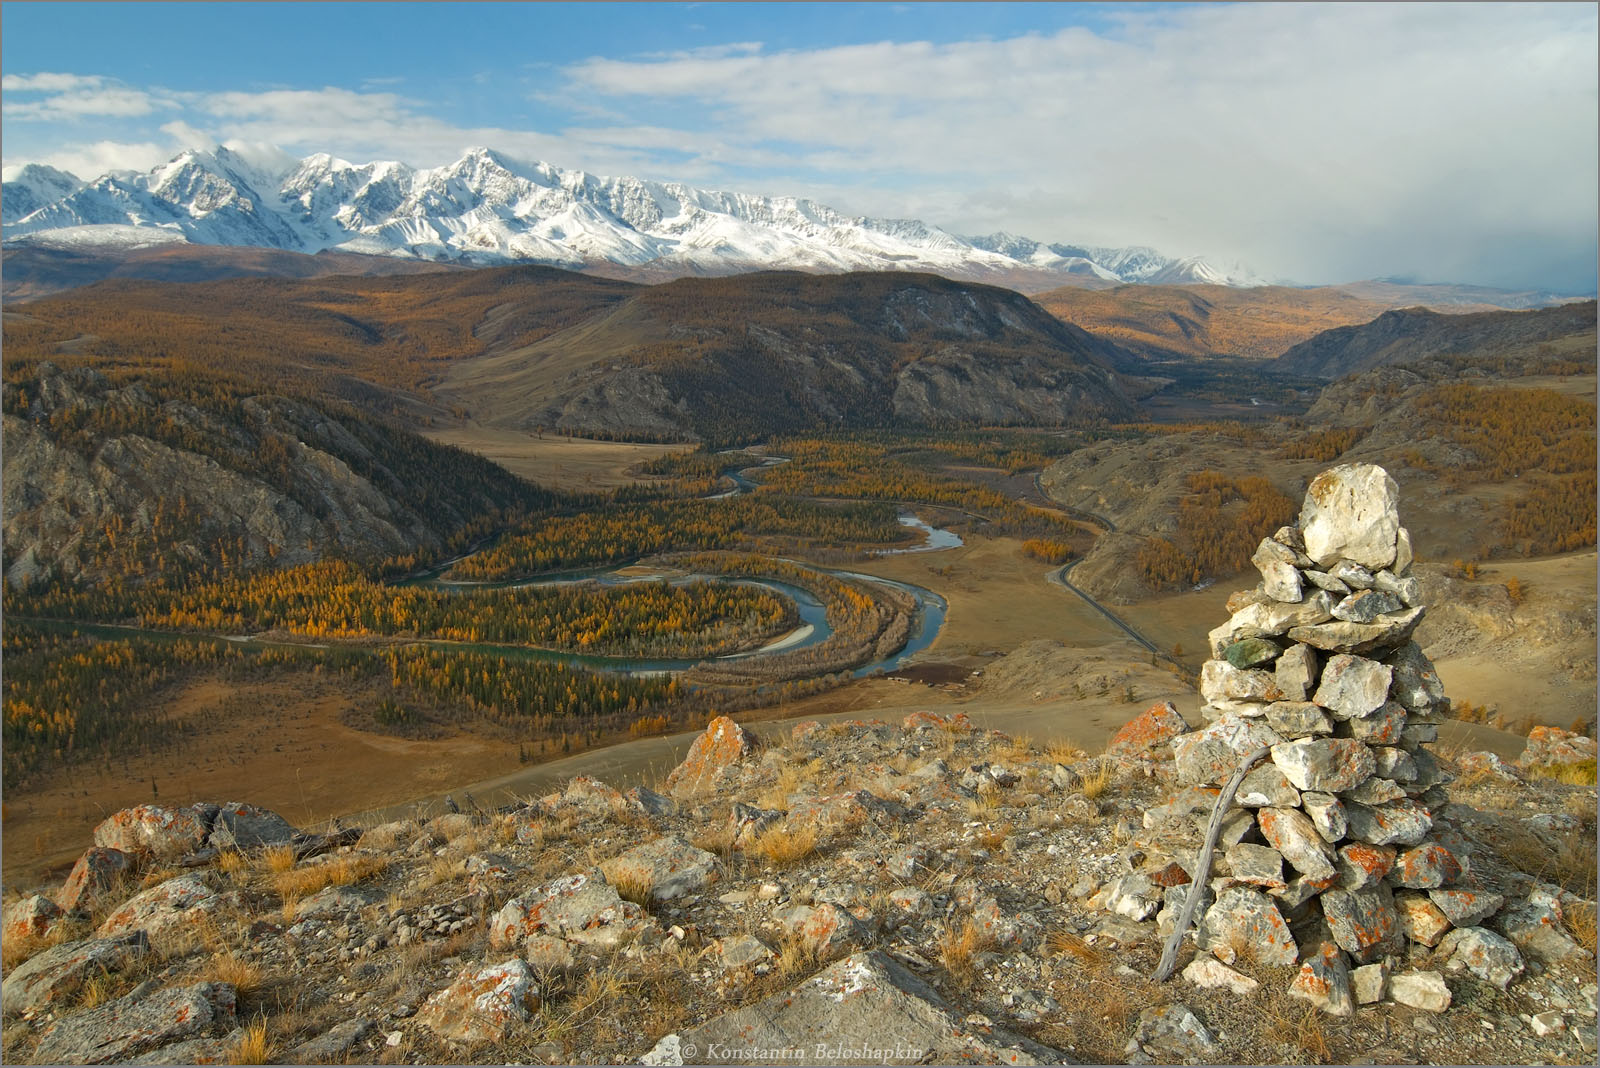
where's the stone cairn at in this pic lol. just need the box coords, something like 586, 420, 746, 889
1111, 463, 1528, 1015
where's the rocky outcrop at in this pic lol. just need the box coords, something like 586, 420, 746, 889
2, 363, 539, 588
642, 950, 1066, 1066
33, 981, 237, 1064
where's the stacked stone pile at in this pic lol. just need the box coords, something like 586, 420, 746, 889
1107, 464, 1579, 1015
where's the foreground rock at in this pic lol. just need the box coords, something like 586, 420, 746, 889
1, 933, 152, 1015
34, 982, 237, 1064
642, 950, 1068, 1065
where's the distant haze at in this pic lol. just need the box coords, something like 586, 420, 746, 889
2, 2, 1595, 293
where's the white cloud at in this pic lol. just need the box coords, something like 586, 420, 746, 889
4, 85, 170, 121
35, 139, 175, 177
1, 72, 106, 92
558, 2, 1599, 288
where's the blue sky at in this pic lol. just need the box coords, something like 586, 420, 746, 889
2, 2, 1596, 291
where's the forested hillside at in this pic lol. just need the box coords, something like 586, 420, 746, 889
1, 361, 556, 590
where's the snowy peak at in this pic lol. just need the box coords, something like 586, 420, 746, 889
1, 163, 83, 223
3, 147, 1267, 287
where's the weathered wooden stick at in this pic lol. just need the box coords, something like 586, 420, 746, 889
1151, 743, 1273, 982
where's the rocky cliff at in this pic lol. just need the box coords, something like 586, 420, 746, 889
1, 363, 551, 589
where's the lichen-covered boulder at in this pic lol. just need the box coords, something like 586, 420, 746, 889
777, 902, 864, 957
417, 959, 540, 1044
1172, 714, 1282, 787
1516, 725, 1598, 770
1436, 926, 1525, 991
599, 836, 718, 903
1322, 885, 1405, 964
92, 804, 211, 859
1343, 798, 1433, 847
56, 847, 136, 912
3, 893, 64, 943
34, 981, 236, 1065
1, 933, 151, 1015
1195, 887, 1299, 967
1312, 654, 1392, 720
1394, 891, 1453, 947
489, 873, 651, 951
1107, 701, 1191, 758
206, 802, 295, 851
1288, 941, 1354, 1017
1257, 807, 1337, 881
96, 874, 226, 941
1270, 738, 1375, 793
664, 716, 760, 797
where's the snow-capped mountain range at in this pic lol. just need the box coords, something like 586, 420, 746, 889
1, 147, 1267, 287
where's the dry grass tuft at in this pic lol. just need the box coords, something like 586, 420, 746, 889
976, 824, 1012, 852
1079, 759, 1115, 800
750, 823, 818, 867
228, 1019, 274, 1065
1046, 928, 1113, 972
965, 782, 1003, 819
75, 970, 123, 1009
1565, 901, 1598, 956
272, 854, 390, 899
1528, 759, 1598, 785
2, 916, 88, 970
200, 952, 264, 997
260, 844, 298, 875
604, 867, 657, 909
1045, 738, 1086, 765
1261, 978, 1333, 1064
1494, 820, 1598, 898
774, 931, 820, 980
938, 918, 998, 987
691, 824, 740, 858
139, 866, 181, 889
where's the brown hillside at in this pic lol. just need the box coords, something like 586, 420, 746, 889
1, 266, 639, 410
1034, 283, 1525, 361
0, 242, 465, 301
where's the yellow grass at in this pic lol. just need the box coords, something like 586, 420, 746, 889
201, 952, 264, 997
750, 823, 818, 867
1528, 759, 1598, 785
260, 844, 298, 875
938, 918, 998, 987
1045, 739, 1086, 765
976, 824, 1013, 852
272, 854, 390, 898
1046, 928, 1112, 972
228, 1019, 274, 1065
1079, 759, 1114, 800
604, 867, 657, 908
1565, 901, 1598, 956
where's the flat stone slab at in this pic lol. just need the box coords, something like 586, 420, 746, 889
1, 932, 151, 1015
34, 981, 237, 1065
641, 950, 1067, 1065
600, 835, 718, 902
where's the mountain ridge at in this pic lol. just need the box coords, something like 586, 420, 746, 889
3, 146, 1265, 289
